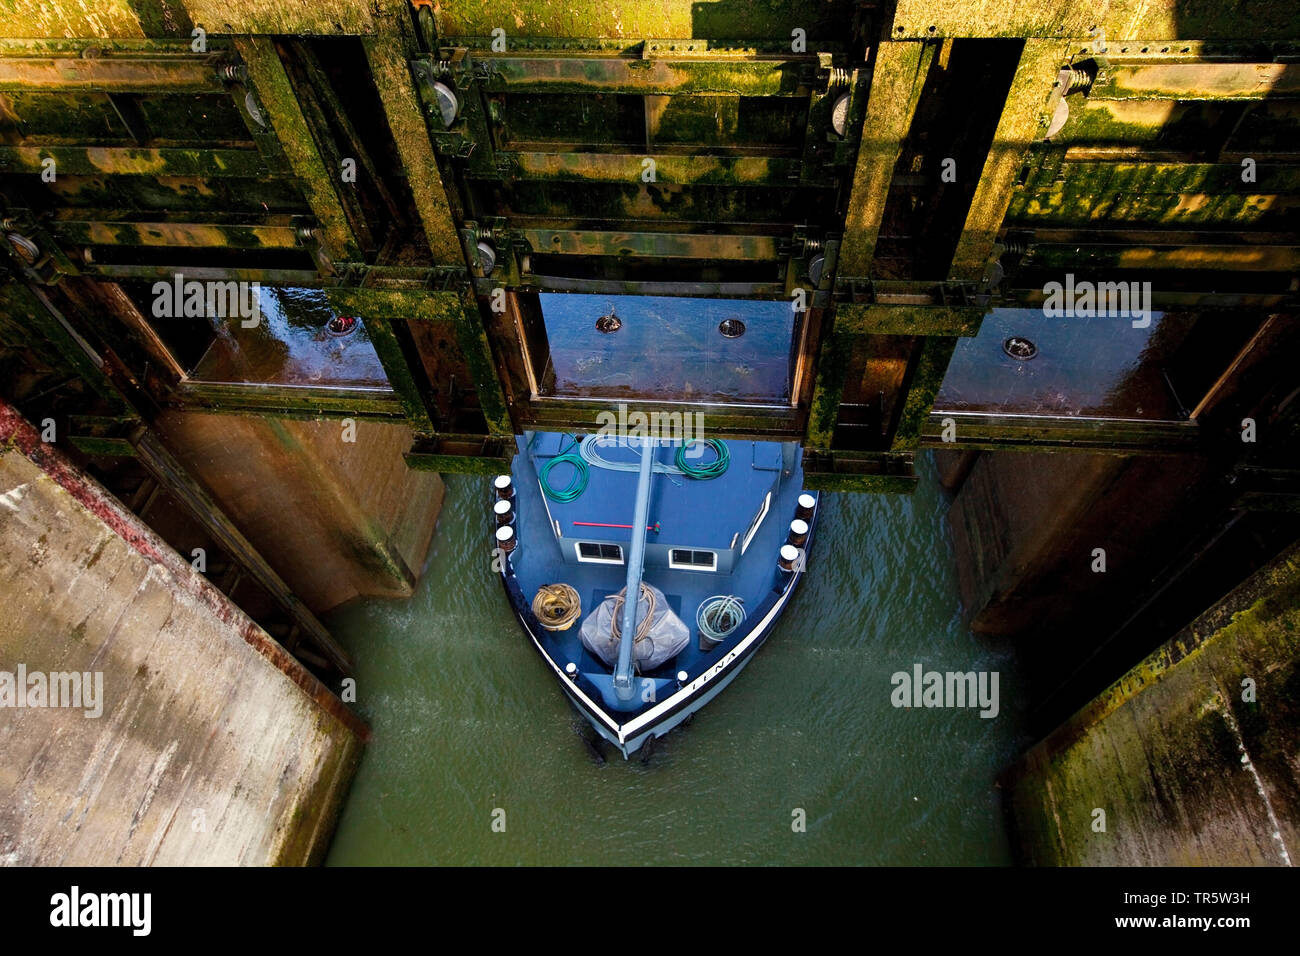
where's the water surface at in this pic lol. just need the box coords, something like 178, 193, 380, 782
325, 452, 1024, 865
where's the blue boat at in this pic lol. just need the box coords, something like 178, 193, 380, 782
493, 430, 817, 759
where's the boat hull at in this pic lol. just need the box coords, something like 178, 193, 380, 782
500, 496, 816, 758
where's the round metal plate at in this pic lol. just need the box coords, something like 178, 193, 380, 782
1044, 97, 1069, 139
831, 93, 850, 137
433, 81, 459, 129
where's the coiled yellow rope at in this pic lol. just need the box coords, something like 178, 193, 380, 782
532, 583, 581, 631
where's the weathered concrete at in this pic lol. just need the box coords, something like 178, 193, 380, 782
155, 412, 444, 613
0, 410, 363, 865
1004, 541, 1300, 866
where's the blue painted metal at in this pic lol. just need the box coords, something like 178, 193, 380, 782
497, 433, 817, 758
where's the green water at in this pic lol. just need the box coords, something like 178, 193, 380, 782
323, 452, 1024, 865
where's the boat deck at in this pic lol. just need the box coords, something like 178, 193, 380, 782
506, 433, 809, 720
527, 431, 785, 552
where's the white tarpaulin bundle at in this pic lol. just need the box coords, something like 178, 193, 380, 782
579, 582, 690, 671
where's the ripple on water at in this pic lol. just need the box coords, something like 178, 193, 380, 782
324, 454, 1025, 866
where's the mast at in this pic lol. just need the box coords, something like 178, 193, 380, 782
613, 436, 655, 701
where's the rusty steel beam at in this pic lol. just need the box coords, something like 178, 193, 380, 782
1028, 243, 1300, 272
181, 0, 374, 35
433, 3, 854, 40
479, 56, 816, 96
324, 287, 465, 323
921, 411, 1200, 454
891, 337, 958, 451
526, 398, 800, 440
0, 146, 267, 178
497, 151, 803, 186
839, 43, 933, 276
889, 0, 1300, 40
0, 2, 147, 39
804, 328, 848, 451
1091, 62, 1300, 101
889, 0, 1093, 39
235, 36, 362, 262
1000, 285, 1297, 311
50, 218, 301, 248
949, 39, 1069, 280
362, 30, 465, 267
516, 228, 782, 260
0, 55, 225, 92
1021, 227, 1300, 246
835, 303, 985, 336
459, 291, 514, 436
173, 382, 404, 420
81, 264, 322, 284
511, 275, 788, 298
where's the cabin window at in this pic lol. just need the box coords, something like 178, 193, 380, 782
669, 549, 717, 571
575, 541, 624, 564
740, 491, 772, 555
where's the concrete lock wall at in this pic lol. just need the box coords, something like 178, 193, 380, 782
0, 417, 364, 865
1003, 541, 1300, 866
155, 411, 445, 614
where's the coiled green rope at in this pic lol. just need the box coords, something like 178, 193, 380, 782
675, 438, 730, 479
540, 436, 589, 502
